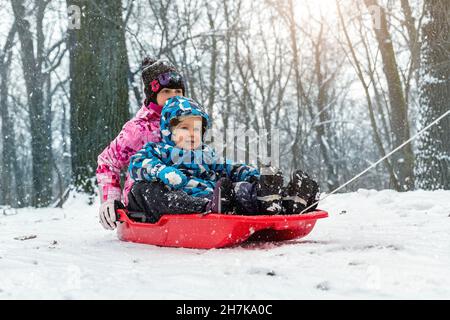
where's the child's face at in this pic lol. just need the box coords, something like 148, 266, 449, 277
171, 116, 203, 150
157, 88, 184, 106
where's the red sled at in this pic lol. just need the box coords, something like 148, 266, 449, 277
116, 209, 328, 249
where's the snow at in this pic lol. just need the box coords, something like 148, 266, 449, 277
265, 202, 282, 213
164, 171, 183, 186
1, 189, 449, 299
421, 73, 446, 85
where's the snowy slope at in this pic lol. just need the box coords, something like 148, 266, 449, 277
0, 189, 449, 300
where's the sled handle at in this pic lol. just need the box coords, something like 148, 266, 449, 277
116, 209, 129, 223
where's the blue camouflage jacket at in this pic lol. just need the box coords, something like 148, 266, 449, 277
128, 96, 260, 197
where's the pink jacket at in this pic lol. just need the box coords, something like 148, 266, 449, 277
96, 102, 162, 205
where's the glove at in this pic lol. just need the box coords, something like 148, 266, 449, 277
158, 167, 188, 190
99, 199, 123, 230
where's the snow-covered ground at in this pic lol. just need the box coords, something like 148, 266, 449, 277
1, 189, 449, 300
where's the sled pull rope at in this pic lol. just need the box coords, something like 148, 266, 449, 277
300, 109, 450, 214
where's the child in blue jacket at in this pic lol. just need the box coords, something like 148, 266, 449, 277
127, 96, 319, 223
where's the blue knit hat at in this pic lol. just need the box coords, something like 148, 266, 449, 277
160, 96, 211, 146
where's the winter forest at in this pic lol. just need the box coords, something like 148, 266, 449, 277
0, 0, 449, 209
0, 0, 450, 301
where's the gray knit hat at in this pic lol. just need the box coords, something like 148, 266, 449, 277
141, 57, 185, 105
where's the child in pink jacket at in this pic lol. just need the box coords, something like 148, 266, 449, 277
97, 57, 185, 230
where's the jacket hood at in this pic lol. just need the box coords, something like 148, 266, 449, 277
160, 96, 211, 146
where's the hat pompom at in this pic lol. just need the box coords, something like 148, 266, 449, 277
141, 56, 158, 70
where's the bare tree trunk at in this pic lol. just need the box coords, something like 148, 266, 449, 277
312, 23, 339, 191
287, 0, 305, 171
364, 0, 415, 191
11, 0, 53, 207
400, 0, 421, 88
0, 23, 17, 206
223, 1, 232, 130
416, 0, 450, 190
67, 0, 130, 195
337, 1, 401, 190
206, 4, 217, 120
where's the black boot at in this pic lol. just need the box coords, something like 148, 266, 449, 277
282, 170, 320, 214
206, 177, 236, 214
127, 181, 210, 223
256, 166, 284, 214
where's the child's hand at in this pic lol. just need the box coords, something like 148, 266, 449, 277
158, 167, 188, 190
98, 199, 124, 230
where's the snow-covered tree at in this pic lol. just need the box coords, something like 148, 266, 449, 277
67, 0, 130, 196
11, 0, 54, 207
415, 0, 450, 190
